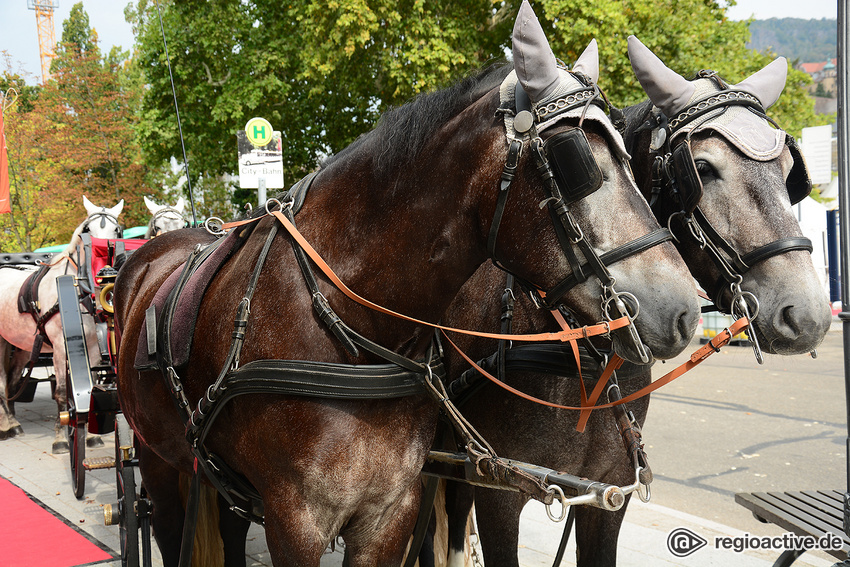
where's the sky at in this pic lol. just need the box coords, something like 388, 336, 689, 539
0, 0, 841, 85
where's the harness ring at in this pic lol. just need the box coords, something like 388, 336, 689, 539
264, 198, 283, 215
545, 484, 568, 522
204, 217, 225, 236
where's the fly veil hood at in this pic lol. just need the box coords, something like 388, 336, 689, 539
627, 35, 787, 161
501, 0, 628, 159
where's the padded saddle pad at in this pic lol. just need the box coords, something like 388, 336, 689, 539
134, 230, 244, 370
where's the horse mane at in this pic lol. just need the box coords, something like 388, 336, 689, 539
56, 220, 89, 259
322, 61, 511, 181
621, 99, 655, 157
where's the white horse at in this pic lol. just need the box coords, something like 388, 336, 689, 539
144, 196, 187, 238
0, 197, 124, 452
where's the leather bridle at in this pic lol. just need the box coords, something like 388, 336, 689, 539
489, 72, 674, 363
643, 70, 814, 362
82, 209, 123, 239
148, 205, 187, 237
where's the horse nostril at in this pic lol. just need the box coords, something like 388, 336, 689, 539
778, 305, 802, 339
677, 306, 699, 343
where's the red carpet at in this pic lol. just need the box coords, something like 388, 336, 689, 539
0, 476, 114, 566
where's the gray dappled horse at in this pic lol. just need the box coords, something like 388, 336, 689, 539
111, 4, 701, 565
440, 35, 831, 567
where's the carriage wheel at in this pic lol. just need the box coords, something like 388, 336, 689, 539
115, 415, 140, 567
67, 416, 86, 499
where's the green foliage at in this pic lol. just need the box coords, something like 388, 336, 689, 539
0, 0, 800, 224
0, 4, 160, 251
0, 57, 41, 113
129, 0, 515, 216
51, 2, 100, 75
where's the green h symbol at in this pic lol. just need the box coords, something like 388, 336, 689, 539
253, 125, 266, 139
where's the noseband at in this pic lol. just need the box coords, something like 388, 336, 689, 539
642, 70, 814, 362
490, 71, 674, 363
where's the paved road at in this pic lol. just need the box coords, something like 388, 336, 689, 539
0, 320, 846, 566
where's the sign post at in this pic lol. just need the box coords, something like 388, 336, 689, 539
237, 117, 284, 206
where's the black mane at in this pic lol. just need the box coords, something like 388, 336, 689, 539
323, 62, 511, 179
621, 99, 655, 157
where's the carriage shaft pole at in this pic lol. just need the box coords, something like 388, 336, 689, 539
424, 451, 626, 511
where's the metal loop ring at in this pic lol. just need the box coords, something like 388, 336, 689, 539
264, 198, 282, 215
666, 214, 683, 244
545, 484, 568, 522
732, 290, 760, 322
637, 468, 651, 502
601, 289, 640, 322
204, 216, 225, 236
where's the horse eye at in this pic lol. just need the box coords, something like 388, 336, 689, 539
695, 160, 716, 179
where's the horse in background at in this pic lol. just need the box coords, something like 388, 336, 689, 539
440, 36, 831, 567
0, 197, 124, 452
144, 196, 187, 238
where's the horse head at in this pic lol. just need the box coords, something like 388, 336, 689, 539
626, 36, 830, 355
144, 196, 187, 238
485, 1, 699, 363
81, 195, 124, 240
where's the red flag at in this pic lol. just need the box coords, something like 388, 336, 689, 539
0, 105, 10, 214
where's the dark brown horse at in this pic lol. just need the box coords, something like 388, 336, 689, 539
113, 10, 700, 566
441, 36, 832, 567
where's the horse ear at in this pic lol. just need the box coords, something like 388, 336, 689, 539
144, 196, 158, 213
83, 195, 96, 215
512, 0, 560, 103
627, 35, 695, 118
572, 39, 599, 84
109, 199, 125, 218
732, 57, 787, 109
174, 197, 185, 213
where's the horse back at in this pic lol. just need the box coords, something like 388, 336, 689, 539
114, 228, 216, 338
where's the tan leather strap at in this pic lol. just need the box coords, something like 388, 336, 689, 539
270, 209, 631, 343
441, 317, 749, 422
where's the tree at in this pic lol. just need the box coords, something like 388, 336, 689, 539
0, 3, 161, 251
39, 3, 161, 233
130, 0, 820, 216
129, 0, 515, 213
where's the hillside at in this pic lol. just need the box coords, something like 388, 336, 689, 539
747, 18, 836, 63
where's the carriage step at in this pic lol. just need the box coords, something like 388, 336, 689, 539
82, 457, 115, 470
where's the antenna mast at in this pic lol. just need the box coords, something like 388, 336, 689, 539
27, 0, 59, 84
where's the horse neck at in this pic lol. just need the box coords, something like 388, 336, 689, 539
301, 103, 501, 348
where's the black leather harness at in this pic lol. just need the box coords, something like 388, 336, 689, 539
636, 70, 814, 362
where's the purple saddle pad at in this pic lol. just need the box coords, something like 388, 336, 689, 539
134, 231, 243, 370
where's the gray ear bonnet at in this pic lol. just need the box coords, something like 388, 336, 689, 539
628, 35, 787, 161
502, 1, 629, 158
